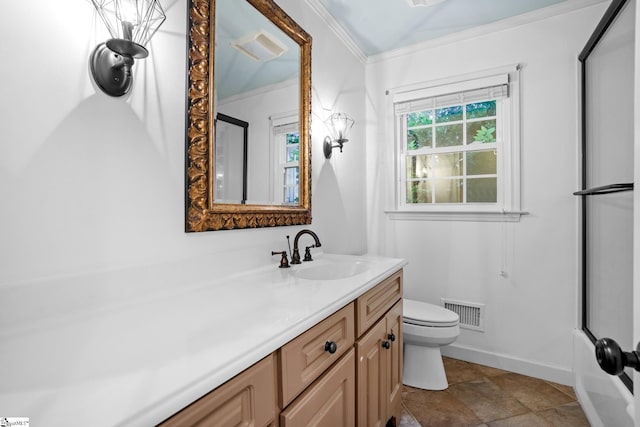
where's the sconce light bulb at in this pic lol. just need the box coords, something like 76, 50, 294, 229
122, 21, 134, 40
325, 113, 354, 142
323, 113, 355, 159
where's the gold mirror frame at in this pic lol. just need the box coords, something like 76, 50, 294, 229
185, 0, 312, 232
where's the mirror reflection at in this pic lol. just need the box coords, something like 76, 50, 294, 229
214, 113, 248, 203
185, 0, 311, 232
215, 0, 301, 205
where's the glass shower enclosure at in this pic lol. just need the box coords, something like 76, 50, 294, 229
576, 0, 635, 392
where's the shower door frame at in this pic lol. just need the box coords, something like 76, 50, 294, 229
577, 0, 634, 393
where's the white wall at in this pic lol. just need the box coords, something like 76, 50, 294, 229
365, 3, 608, 383
0, 0, 367, 285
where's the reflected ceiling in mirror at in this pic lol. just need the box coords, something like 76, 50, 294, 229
215, 0, 300, 99
185, 0, 312, 232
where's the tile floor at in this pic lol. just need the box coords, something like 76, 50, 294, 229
399, 357, 590, 427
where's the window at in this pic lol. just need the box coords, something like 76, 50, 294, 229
282, 130, 300, 204
271, 114, 300, 205
389, 66, 522, 221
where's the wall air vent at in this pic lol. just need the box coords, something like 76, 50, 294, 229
441, 298, 485, 331
407, 0, 447, 7
231, 30, 288, 62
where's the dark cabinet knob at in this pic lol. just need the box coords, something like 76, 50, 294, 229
382, 340, 391, 349
595, 337, 640, 376
324, 341, 337, 354
387, 333, 396, 342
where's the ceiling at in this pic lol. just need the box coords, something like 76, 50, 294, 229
315, 0, 569, 56
215, 0, 592, 101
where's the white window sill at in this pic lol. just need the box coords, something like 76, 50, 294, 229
385, 210, 527, 222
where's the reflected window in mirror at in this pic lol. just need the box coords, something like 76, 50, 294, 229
271, 113, 299, 205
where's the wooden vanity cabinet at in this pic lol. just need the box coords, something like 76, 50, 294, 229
355, 272, 403, 427
158, 354, 278, 427
159, 269, 403, 427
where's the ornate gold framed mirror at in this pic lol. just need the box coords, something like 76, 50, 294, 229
185, 0, 312, 232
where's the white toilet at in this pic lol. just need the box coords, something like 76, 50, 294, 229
403, 298, 460, 390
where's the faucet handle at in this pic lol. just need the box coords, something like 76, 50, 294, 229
291, 248, 301, 265
272, 251, 290, 268
303, 245, 315, 262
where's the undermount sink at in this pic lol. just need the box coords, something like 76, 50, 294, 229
293, 260, 371, 280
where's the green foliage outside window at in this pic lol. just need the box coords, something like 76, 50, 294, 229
436, 105, 463, 122
474, 125, 496, 143
407, 111, 433, 127
466, 101, 496, 118
408, 128, 432, 150
287, 132, 299, 144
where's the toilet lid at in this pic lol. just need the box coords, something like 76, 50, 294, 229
403, 299, 459, 327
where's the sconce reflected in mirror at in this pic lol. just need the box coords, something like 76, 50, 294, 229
89, 0, 166, 97
323, 113, 355, 159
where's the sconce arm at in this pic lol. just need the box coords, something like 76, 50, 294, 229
323, 136, 349, 158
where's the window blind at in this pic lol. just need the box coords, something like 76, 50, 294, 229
393, 73, 509, 116
273, 122, 299, 135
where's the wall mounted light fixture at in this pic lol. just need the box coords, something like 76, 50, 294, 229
323, 113, 355, 159
90, 0, 166, 97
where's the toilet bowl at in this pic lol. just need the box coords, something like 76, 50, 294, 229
403, 298, 460, 390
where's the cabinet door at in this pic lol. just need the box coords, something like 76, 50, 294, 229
280, 348, 355, 427
385, 300, 403, 424
356, 319, 387, 427
356, 299, 404, 427
159, 354, 277, 427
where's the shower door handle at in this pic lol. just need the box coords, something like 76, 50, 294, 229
594, 338, 640, 375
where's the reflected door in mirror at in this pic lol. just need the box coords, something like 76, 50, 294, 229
214, 113, 248, 204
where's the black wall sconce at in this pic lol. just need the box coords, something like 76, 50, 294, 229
90, 0, 166, 97
323, 113, 355, 159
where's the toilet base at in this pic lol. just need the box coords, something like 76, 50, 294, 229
403, 343, 449, 390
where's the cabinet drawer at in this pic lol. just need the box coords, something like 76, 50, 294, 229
280, 348, 356, 427
159, 354, 277, 427
356, 270, 402, 336
279, 302, 355, 407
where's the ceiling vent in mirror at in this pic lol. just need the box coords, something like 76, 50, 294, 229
407, 0, 447, 6
232, 30, 288, 62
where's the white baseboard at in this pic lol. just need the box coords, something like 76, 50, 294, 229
441, 343, 574, 386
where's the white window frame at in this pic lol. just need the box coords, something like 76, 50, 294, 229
386, 64, 524, 222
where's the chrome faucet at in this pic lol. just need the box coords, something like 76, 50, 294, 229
291, 229, 322, 264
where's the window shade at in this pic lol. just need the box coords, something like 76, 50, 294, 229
273, 122, 299, 135
393, 73, 509, 116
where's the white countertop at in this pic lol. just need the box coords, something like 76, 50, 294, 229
0, 253, 406, 426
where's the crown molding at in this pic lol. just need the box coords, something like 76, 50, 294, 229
367, 0, 609, 64
305, 0, 368, 64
